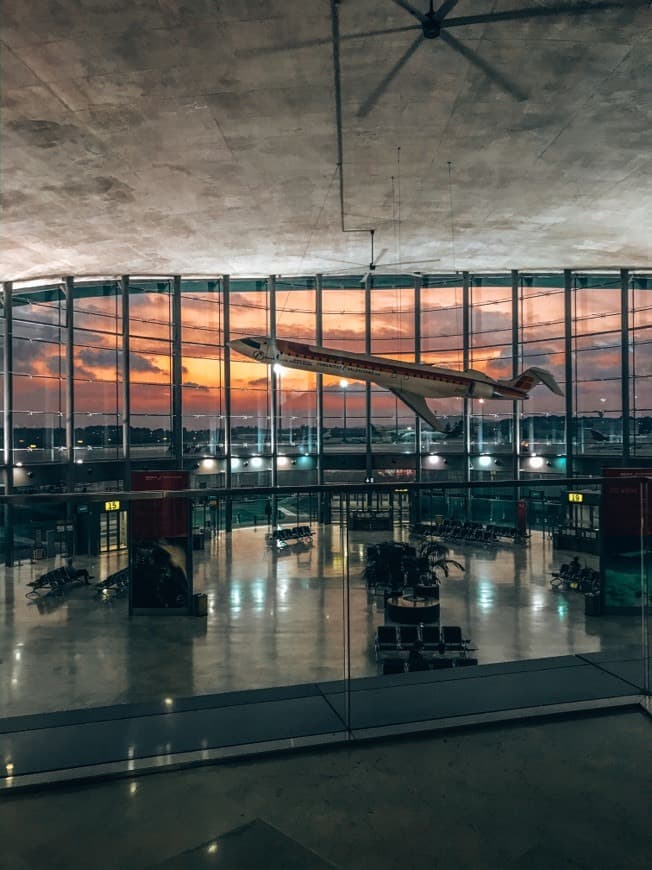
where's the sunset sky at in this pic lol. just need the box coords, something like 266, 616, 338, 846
5, 278, 651, 444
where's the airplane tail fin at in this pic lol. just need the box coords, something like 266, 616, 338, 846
507, 367, 564, 396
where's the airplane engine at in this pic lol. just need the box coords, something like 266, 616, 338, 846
468, 381, 494, 399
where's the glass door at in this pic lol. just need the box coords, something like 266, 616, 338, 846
99, 510, 128, 553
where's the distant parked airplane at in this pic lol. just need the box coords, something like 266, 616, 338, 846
231, 337, 563, 432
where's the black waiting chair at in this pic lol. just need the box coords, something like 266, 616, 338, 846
383, 658, 406, 675
376, 625, 399, 652
421, 625, 441, 650
442, 625, 465, 651
399, 625, 419, 647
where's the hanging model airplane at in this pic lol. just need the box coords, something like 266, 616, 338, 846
230, 337, 563, 432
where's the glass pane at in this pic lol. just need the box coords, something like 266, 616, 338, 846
180, 279, 224, 462
230, 286, 271, 473
470, 278, 513, 466
573, 276, 621, 455
520, 275, 567, 477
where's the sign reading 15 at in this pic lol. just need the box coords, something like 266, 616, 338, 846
104, 500, 121, 512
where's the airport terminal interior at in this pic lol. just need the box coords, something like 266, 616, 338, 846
1, 0, 651, 866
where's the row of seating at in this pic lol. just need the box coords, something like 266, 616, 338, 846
413, 520, 528, 546
375, 624, 468, 655
382, 656, 478, 674
265, 526, 313, 549
95, 567, 129, 597
26, 564, 92, 598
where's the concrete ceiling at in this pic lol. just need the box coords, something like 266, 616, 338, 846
2, 0, 651, 281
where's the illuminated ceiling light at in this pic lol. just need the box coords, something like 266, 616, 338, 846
529, 456, 544, 469
339, 379, 349, 388
273, 363, 285, 374
251, 456, 263, 468
277, 456, 289, 467
15, 462, 23, 467
76, 459, 84, 465
478, 455, 492, 468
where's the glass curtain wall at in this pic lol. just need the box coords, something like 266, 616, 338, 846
3, 271, 652, 496
229, 280, 271, 485
11, 285, 65, 466
420, 276, 464, 477
322, 281, 366, 454
519, 275, 567, 476
180, 279, 225, 485
631, 273, 652, 456
370, 278, 416, 466
73, 281, 122, 462
128, 279, 173, 457
573, 274, 622, 456
470, 275, 514, 472
275, 279, 318, 482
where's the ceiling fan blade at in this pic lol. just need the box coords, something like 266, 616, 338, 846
435, 0, 463, 20
240, 24, 421, 55
443, 1, 642, 29
439, 30, 527, 102
390, 0, 428, 23
374, 247, 390, 264
357, 33, 425, 118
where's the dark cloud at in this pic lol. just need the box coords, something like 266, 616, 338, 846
130, 354, 166, 375
77, 347, 118, 370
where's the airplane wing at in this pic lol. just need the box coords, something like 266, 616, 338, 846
387, 387, 450, 433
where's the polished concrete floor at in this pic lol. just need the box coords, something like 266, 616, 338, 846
1, 710, 650, 869
0, 525, 643, 718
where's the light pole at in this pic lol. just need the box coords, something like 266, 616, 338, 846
274, 363, 284, 447
340, 379, 348, 443
478, 398, 485, 452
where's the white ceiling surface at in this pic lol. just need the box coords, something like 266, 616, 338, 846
1, 0, 651, 281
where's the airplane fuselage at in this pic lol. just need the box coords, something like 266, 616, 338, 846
231, 337, 525, 401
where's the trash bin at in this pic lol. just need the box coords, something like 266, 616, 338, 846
585, 593, 601, 616
193, 592, 208, 617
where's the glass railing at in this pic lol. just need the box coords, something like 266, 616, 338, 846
0, 478, 649, 729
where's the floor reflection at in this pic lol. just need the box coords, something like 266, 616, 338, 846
0, 525, 641, 717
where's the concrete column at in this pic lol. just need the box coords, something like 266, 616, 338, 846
414, 275, 422, 484
316, 274, 324, 486
269, 275, 278, 489
621, 269, 631, 461
564, 269, 574, 477
172, 275, 183, 466
512, 270, 521, 481
364, 273, 372, 482
120, 275, 131, 488
64, 277, 75, 496
3, 281, 14, 565
462, 271, 471, 491
222, 275, 232, 532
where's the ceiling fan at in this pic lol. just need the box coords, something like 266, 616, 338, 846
255, 1, 646, 115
